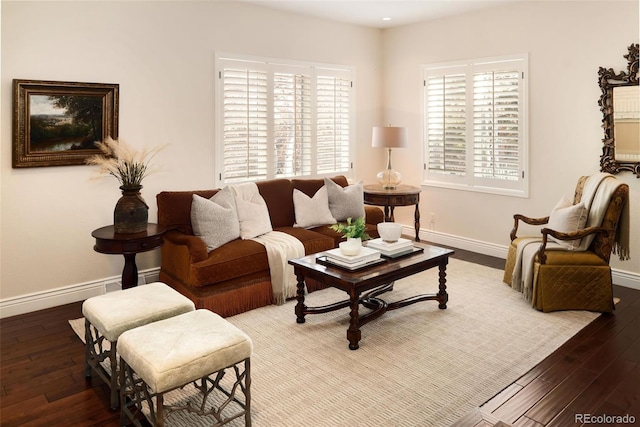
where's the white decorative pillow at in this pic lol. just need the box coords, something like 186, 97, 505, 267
293, 186, 337, 228
190, 187, 240, 252
547, 195, 588, 249
231, 182, 273, 239
324, 178, 365, 221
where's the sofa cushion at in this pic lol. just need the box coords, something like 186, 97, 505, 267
310, 222, 379, 247
256, 179, 295, 228
274, 227, 335, 255
293, 187, 336, 228
191, 188, 240, 252
191, 239, 270, 287
324, 178, 365, 221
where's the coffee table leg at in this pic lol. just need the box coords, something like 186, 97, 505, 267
295, 273, 307, 324
347, 291, 361, 350
438, 261, 449, 309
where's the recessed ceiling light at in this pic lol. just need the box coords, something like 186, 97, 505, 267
382, 17, 391, 21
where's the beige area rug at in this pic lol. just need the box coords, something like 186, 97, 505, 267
69, 258, 600, 427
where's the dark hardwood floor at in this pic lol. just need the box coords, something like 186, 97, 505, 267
1, 246, 638, 426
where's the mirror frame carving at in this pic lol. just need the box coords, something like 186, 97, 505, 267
598, 43, 639, 178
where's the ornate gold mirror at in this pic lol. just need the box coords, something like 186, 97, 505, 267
599, 43, 639, 178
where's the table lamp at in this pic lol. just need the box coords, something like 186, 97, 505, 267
372, 126, 408, 189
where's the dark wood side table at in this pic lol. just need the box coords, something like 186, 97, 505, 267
91, 224, 166, 289
363, 184, 421, 242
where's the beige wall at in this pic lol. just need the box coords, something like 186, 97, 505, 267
0, 1, 382, 303
381, 0, 639, 277
1, 0, 639, 315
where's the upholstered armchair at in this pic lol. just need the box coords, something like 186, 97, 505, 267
503, 174, 630, 313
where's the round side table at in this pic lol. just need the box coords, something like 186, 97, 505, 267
363, 184, 421, 242
91, 223, 166, 289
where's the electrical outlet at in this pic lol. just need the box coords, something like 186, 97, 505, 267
429, 212, 435, 223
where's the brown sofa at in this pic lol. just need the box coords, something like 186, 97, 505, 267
156, 176, 384, 317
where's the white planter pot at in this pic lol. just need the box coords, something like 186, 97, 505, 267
339, 237, 362, 256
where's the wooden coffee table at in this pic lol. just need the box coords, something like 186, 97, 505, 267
288, 245, 454, 350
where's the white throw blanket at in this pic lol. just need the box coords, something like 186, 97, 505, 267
511, 238, 564, 301
230, 182, 306, 305
574, 174, 630, 258
252, 231, 305, 305
511, 173, 627, 301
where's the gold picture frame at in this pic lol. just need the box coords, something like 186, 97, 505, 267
12, 79, 119, 168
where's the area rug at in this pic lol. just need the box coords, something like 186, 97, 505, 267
69, 258, 599, 426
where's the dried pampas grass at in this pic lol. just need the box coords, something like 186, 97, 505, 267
86, 137, 166, 187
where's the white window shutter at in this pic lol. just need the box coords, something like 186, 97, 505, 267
274, 72, 312, 178
425, 71, 467, 176
473, 69, 521, 181
222, 67, 268, 183
316, 75, 351, 175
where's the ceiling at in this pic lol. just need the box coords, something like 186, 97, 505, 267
233, 0, 516, 28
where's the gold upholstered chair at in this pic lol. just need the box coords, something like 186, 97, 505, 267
503, 174, 629, 313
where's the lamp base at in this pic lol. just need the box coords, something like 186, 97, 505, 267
377, 169, 402, 189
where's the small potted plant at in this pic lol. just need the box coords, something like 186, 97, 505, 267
330, 217, 370, 256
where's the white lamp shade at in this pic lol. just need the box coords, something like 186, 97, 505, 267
371, 126, 408, 148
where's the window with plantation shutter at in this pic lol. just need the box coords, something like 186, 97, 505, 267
216, 54, 353, 186
317, 75, 351, 174
423, 54, 528, 197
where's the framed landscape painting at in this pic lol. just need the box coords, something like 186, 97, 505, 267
12, 79, 119, 168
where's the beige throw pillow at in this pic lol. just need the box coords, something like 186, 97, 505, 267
547, 195, 588, 249
324, 178, 365, 221
231, 182, 273, 239
293, 186, 337, 228
190, 187, 240, 252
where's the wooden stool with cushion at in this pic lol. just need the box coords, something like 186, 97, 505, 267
82, 282, 195, 409
118, 309, 253, 427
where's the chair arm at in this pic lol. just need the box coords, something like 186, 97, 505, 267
163, 230, 209, 263
510, 214, 549, 241
536, 226, 609, 264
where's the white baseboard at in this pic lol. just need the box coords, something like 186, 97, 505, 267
412, 227, 640, 291
611, 268, 640, 290
0, 268, 161, 319
416, 228, 509, 259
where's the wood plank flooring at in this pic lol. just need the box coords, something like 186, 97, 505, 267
1, 246, 638, 426
450, 250, 640, 427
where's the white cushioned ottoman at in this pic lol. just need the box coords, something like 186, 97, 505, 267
82, 282, 195, 409
118, 309, 253, 426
